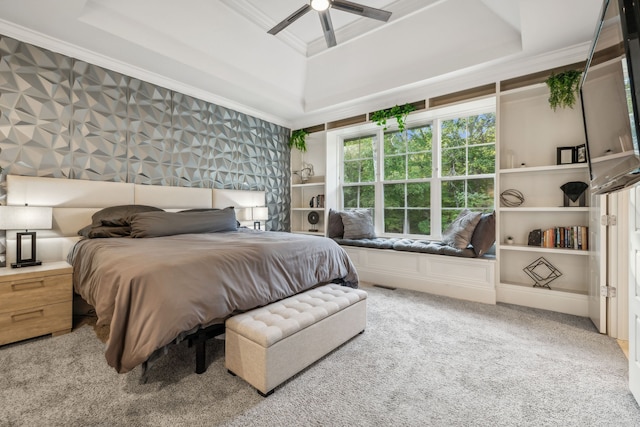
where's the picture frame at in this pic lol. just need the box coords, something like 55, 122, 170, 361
557, 146, 575, 165
575, 144, 587, 163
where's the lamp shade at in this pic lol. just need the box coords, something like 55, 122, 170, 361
0, 206, 53, 230
237, 207, 268, 221
252, 207, 269, 221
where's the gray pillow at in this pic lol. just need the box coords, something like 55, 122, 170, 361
78, 224, 132, 239
327, 209, 344, 238
339, 209, 375, 240
470, 211, 496, 257
93, 204, 163, 227
442, 209, 482, 249
130, 207, 237, 238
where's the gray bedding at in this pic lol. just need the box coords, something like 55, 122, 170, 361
68, 229, 359, 373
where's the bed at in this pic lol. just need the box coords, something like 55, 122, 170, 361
4, 175, 359, 375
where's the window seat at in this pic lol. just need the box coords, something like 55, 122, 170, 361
330, 209, 497, 304
335, 238, 496, 305
333, 237, 486, 258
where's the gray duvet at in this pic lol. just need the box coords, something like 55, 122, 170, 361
68, 229, 359, 373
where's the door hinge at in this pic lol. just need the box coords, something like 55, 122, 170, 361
601, 214, 617, 226
600, 285, 617, 298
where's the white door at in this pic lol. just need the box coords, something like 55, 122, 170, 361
628, 185, 640, 404
589, 193, 607, 333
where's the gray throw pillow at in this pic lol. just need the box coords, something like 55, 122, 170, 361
78, 224, 131, 239
470, 211, 496, 257
442, 209, 482, 249
327, 209, 344, 238
339, 209, 375, 240
93, 204, 163, 227
130, 207, 237, 238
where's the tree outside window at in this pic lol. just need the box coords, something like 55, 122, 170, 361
441, 113, 495, 231
340, 106, 495, 239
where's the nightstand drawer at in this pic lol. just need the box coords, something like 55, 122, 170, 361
0, 300, 72, 345
0, 274, 71, 313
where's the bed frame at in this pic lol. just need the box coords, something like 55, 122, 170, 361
5, 175, 266, 377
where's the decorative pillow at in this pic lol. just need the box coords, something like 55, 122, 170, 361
327, 209, 345, 239
92, 204, 163, 227
129, 207, 237, 238
179, 207, 241, 227
339, 209, 376, 240
470, 211, 496, 257
441, 209, 482, 250
78, 224, 132, 239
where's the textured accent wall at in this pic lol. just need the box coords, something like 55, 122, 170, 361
0, 34, 291, 259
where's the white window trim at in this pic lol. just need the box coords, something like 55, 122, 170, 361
326, 97, 496, 239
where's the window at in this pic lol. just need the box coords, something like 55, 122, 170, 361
339, 101, 495, 239
440, 113, 496, 230
343, 135, 376, 211
383, 125, 433, 235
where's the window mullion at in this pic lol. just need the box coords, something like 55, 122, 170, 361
432, 118, 442, 238
374, 130, 384, 235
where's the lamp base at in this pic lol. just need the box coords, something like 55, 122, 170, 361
11, 260, 42, 268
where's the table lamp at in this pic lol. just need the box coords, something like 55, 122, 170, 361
238, 207, 269, 230
0, 205, 53, 268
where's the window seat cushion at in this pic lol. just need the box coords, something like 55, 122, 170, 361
332, 237, 400, 249
392, 239, 476, 258
334, 237, 483, 258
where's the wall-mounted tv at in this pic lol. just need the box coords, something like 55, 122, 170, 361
580, 0, 640, 194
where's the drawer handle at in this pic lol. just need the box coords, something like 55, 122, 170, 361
12, 310, 44, 322
11, 280, 45, 291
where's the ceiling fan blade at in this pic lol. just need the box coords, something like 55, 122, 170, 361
268, 4, 312, 35
318, 9, 337, 48
330, 0, 392, 22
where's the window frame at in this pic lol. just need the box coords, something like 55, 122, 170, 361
334, 97, 496, 240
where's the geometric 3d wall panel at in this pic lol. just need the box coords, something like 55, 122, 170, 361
0, 34, 291, 244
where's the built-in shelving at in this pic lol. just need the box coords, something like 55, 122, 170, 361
290, 179, 326, 235
497, 77, 591, 316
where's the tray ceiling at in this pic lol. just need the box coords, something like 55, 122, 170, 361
0, 0, 604, 128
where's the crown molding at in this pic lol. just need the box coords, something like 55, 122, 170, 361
291, 42, 592, 129
0, 19, 292, 129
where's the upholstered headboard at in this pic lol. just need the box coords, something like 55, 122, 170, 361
4, 175, 265, 264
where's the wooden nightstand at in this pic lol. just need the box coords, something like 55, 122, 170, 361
0, 261, 73, 346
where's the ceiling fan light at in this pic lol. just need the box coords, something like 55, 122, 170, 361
311, 0, 330, 12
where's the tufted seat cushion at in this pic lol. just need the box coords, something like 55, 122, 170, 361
392, 239, 476, 258
226, 284, 367, 347
332, 237, 400, 249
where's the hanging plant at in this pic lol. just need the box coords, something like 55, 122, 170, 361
370, 103, 416, 132
289, 129, 308, 152
545, 70, 582, 111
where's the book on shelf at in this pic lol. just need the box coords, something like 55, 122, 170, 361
540, 226, 588, 250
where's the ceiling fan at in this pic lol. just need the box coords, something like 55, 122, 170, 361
268, 0, 392, 48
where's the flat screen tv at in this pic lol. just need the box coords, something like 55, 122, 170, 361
580, 0, 640, 194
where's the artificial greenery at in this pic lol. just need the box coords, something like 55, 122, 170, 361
545, 70, 582, 111
370, 103, 416, 132
289, 129, 308, 152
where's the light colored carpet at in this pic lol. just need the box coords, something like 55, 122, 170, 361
0, 285, 638, 427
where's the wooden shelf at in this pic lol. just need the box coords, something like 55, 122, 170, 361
291, 181, 325, 188
292, 207, 325, 211
499, 207, 590, 212
499, 244, 589, 256
499, 163, 588, 174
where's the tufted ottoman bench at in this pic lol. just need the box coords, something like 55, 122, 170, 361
225, 284, 367, 396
